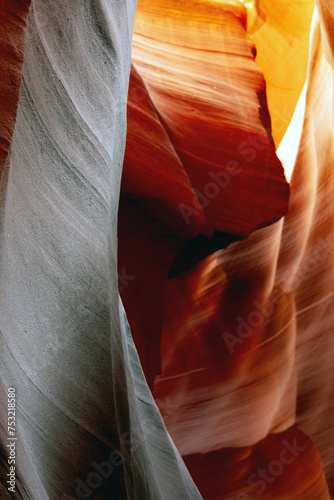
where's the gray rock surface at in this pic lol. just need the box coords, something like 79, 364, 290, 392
0, 1, 202, 498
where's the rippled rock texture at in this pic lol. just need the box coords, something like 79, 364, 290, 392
120, 0, 334, 499
120, 0, 290, 390
0, 2, 202, 499
0, 0, 31, 172
1, 0, 334, 499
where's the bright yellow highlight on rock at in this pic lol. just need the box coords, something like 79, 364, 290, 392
249, 0, 315, 147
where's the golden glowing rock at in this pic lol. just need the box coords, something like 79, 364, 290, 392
250, 0, 315, 146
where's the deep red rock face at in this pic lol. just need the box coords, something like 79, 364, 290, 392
183, 426, 329, 500
120, 65, 206, 385
123, 65, 205, 239
153, 250, 297, 455
0, 0, 31, 173
131, 0, 289, 238
119, 0, 290, 387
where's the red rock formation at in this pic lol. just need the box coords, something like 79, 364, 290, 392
276, 2, 334, 493
153, 250, 297, 456
132, 0, 289, 237
184, 426, 329, 499
119, 0, 289, 387
0, 0, 31, 173
1, 0, 334, 498
120, 0, 334, 498
123, 65, 204, 238
119, 65, 205, 385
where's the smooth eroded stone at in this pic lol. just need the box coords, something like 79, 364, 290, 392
133, 0, 289, 237
0, 0, 31, 173
183, 426, 330, 499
